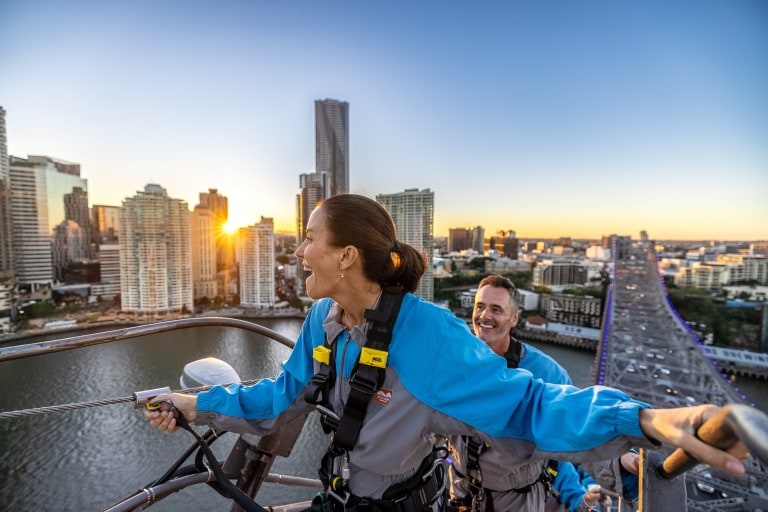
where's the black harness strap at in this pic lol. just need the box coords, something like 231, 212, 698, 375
333, 291, 405, 451
503, 335, 523, 369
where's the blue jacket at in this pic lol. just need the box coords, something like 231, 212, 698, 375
196, 294, 653, 498
552, 462, 593, 511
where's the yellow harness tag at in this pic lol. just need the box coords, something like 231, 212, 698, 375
313, 345, 332, 365
359, 347, 388, 368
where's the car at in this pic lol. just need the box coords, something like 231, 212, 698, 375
626, 364, 637, 373
696, 481, 715, 494
665, 387, 679, 395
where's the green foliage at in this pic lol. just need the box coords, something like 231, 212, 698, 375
22, 301, 57, 319
667, 288, 762, 350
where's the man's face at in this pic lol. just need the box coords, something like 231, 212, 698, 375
472, 285, 519, 353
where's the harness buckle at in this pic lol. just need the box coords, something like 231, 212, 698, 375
359, 347, 388, 368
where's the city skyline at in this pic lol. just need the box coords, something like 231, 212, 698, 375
1, 1, 766, 241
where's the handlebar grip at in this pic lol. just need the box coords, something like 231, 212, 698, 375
658, 403, 768, 479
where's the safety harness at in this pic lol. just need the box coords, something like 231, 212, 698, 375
449, 335, 554, 511
304, 291, 447, 511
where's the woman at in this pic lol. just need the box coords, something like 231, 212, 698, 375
146, 194, 746, 510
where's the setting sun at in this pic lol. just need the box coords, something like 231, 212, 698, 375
223, 221, 239, 235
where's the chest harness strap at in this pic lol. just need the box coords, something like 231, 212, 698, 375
307, 292, 417, 509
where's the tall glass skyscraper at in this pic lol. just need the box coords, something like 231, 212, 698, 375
377, 189, 435, 301
315, 99, 349, 196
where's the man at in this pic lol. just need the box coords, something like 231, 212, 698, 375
446, 275, 616, 511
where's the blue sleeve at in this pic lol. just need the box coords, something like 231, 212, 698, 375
520, 344, 573, 385
553, 462, 587, 512
392, 295, 651, 452
196, 299, 331, 420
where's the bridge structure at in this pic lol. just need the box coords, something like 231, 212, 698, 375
595, 244, 768, 511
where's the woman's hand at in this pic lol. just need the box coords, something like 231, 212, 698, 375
143, 392, 198, 432
583, 484, 601, 508
639, 405, 749, 475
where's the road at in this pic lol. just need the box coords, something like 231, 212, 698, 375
596, 244, 767, 511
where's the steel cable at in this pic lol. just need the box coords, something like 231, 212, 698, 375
0, 379, 259, 420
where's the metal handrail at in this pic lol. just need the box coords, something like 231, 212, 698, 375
0, 316, 296, 362
1, 316, 312, 511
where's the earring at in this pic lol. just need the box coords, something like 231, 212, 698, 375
340, 272, 345, 278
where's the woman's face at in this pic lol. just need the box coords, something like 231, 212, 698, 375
295, 206, 344, 299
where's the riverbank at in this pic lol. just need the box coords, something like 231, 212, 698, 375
0, 307, 307, 345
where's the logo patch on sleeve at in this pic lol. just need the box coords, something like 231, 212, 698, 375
374, 388, 392, 406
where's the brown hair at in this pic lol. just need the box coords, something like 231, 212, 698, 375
319, 194, 426, 293
477, 275, 519, 311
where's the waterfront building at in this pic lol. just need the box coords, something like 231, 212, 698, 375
376, 188, 434, 301
532, 258, 603, 290
0, 107, 14, 333
196, 188, 232, 272
540, 293, 603, 329
8, 156, 52, 294
119, 184, 192, 317
52, 219, 89, 282
315, 98, 349, 196
239, 216, 275, 309
8, 155, 90, 297
190, 203, 218, 300
0, 107, 12, 278
90, 243, 120, 301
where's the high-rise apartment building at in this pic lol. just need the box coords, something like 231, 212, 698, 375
196, 189, 236, 300
239, 216, 275, 309
197, 188, 231, 270
119, 184, 192, 317
315, 99, 349, 196
296, 171, 331, 242
90, 243, 120, 301
190, 203, 218, 300
8, 156, 52, 293
0, 106, 13, 333
0, 107, 12, 278
376, 189, 435, 301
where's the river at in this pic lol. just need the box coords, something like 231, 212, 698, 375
0, 319, 765, 511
